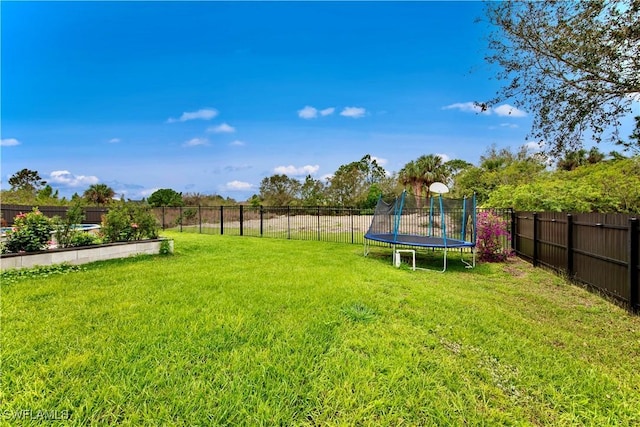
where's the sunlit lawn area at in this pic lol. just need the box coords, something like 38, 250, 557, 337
2, 232, 639, 425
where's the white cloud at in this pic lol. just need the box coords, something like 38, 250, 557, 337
340, 107, 366, 118
525, 141, 545, 152
182, 138, 209, 147
435, 153, 451, 162
167, 108, 218, 123
230, 140, 245, 146
370, 156, 388, 166
443, 102, 526, 117
140, 188, 160, 197
494, 104, 527, 117
0, 138, 20, 146
108, 138, 121, 143
273, 164, 320, 176
298, 106, 318, 119
225, 180, 253, 191
320, 173, 334, 182
442, 102, 488, 114
208, 123, 235, 133
48, 170, 99, 188
320, 107, 335, 116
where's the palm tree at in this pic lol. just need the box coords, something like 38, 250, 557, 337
398, 160, 423, 200
83, 183, 115, 206
415, 154, 449, 204
398, 155, 450, 208
416, 155, 447, 190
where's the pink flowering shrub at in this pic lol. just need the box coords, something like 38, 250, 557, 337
476, 210, 511, 262
100, 201, 158, 243
4, 208, 54, 253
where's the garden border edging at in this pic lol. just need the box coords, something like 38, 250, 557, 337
0, 238, 173, 270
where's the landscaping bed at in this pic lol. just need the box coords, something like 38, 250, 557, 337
0, 238, 173, 270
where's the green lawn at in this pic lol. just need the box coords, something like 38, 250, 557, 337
2, 232, 639, 425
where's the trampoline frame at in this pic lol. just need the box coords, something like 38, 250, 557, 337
363, 191, 476, 272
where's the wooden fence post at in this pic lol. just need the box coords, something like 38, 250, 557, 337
566, 214, 573, 277
179, 206, 183, 232
629, 218, 639, 313
532, 212, 539, 267
198, 206, 202, 234
240, 205, 244, 236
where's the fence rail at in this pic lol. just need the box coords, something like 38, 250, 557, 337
154, 205, 509, 248
513, 211, 639, 313
3, 202, 637, 312
1, 204, 108, 226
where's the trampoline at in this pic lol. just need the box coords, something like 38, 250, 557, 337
364, 187, 476, 272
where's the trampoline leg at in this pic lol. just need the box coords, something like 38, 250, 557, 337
442, 248, 447, 273
460, 248, 476, 269
364, 239, 369, 256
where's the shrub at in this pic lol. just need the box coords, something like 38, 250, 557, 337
4, 208, 54, 253
52, 200, 86, 248
476, 210, 511, 262
101, 201, 159, 243
69, 232, 102, 247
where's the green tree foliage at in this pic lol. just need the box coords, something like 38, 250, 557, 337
147, 188, 184, 207
486, 157, 640, 213
259, 174, 301, 206
299, 175, 326, 206
8, 169, 46, 194
484, 0, 640, 154
182, 193, 237, 206
557, 147, 606, 171
326, 155, 388, 207
83, 184, 115, 206
453, 145, 547, 203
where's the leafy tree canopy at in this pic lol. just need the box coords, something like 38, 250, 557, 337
483, 0, 640, 154
259, 174, 301, 206
8, 168, 46, 193
147, 188, 184, 207
486, 157, 640, 213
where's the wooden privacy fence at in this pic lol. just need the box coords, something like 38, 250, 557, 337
0, 204, 108, 226
513, 212, 639, 313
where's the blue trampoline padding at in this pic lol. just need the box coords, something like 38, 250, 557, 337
365, 233, 475, 249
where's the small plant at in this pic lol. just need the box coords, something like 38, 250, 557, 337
4, 208, 54, 253
159, 239, 173, 255
69, 232, 102, 247
52, 199, 86, 248
1, 263, 86, 285
476, 210, 511, 262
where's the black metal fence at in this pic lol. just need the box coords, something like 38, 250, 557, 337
512, 212, 639, 313
155, 205, 376, 245
4, 202, 638, 311
153, 205, 511, 248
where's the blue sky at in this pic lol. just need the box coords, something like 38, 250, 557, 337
1, 1, 632, 201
